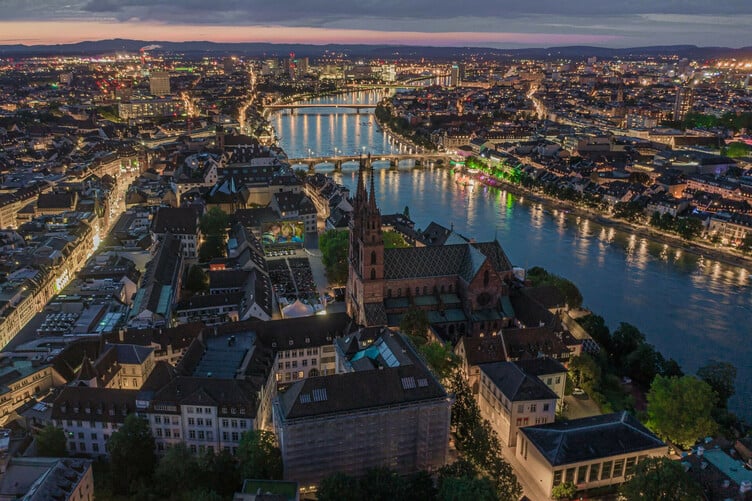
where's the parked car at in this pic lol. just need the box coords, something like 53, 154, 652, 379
572, 388, 586, 396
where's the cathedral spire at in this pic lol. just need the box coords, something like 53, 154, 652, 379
368, 161, 377, 211
356, 157, 367, 209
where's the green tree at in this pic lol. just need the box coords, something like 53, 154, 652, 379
153, 442, 201, 498
400, 306, 429, 338
419, 342, 459, 380
198, 208, 230, 261
107, 414, 156, 495
35, 425, 67, 457
199, 236, 226, 261
318, 472, 362, 501
383, 230, 409, 249
319, 229, 350, 284
611, 323, 645, 370
237, 430, 282, 480
199, 207, 230, 236
198, 448, 240, 498
723, 142, 751, 158
646, 375, 718, 448
405, 470, 437, 501
186, 265, 209, 293
358, 468, 406, 500
438, 477, 497, 501
568, 353, 602, 390
620, 456, 703, 501
577, 314, 611, 352
551, 481, 578, 499
438, 459, 477, 482
697, 360, 737, 409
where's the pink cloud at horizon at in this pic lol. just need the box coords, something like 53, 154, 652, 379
0, 21, 621, 46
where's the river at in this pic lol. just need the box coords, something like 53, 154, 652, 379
271, 93, 752, 421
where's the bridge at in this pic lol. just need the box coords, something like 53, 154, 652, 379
264, 103, 376, 114
287, 153, 448, 171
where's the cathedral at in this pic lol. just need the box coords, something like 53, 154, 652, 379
346, 166, 516, 342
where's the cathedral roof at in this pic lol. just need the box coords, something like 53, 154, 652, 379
383, 240, 512, 281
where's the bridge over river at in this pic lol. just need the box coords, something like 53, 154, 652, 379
287, 153, 448, 171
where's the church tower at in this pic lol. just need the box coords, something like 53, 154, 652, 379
346, 158, 385, 324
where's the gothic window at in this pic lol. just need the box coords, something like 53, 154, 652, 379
483, 270, 490, 287
387, 289, 392, 297
371, 251, 376, 265
370, 269, 376, 280
423, 286, 427, 295
398, 288, 402, 296
441, 285, 445, 293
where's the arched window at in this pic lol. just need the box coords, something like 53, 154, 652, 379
483, 270, 490, 287
370, 269, 376, 280
371, 251, 376, 265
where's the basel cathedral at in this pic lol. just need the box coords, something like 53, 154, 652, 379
346, 166, 518, 343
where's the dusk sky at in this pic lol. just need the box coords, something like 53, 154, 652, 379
0, 0, 750, 48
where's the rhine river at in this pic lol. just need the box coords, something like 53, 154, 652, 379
270, 93, 752, 421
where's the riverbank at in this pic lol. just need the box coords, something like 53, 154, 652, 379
462, 169, 752, 271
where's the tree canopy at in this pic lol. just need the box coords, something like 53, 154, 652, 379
319, 229, 349, 285
646, 375, 718, 448
185, 264, 209, 293
106, 414, 156, 495
697, 360, 736, 409
620, 456, 703, 501
400, 305, 429, 338
35, 425, 67, 457
418, 342, 460, 381
237, 430, 283, 481
527, 266, 583, 309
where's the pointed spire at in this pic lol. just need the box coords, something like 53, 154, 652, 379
355, 159, 366, 209
368, 166, 377, 211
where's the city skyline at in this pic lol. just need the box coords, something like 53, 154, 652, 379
0, 0, 751, 48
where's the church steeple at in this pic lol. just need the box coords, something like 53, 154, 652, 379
368, 163, 377, 212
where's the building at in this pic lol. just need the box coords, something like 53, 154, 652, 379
513, 357, 568, 410
273, 330, 451, 489
51, 386, 138, 456
477, 361, 557, 447
346, 167, 514, 341
0, 361, 58, 426
118, 98, 181, 120
151, 207, 201, 258
673, 86, 694, 121
0, 457, 93, 501
516, 412, 667, 498
150, 71, 171, 96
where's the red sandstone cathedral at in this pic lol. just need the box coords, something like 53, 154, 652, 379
346, 165, 517, 342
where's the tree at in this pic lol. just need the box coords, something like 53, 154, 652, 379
198, 208, 230, 261
383, 230, 409, 249
319, 229, 349, 284
35, 425, 67, 457
198, 448, 240, 498
237, 430, 282, 480
317, 472, 362, 501
611, 323, 645, 370
568, 353, 602, 391
400, 305, 429, 338
403, 205, 411, 219
697, 360, 737, 409
577, 314, 611, 352
646, 375, 718, 448
153, 442, 201, 497
438, 477, 497, 501
107, 414, 156, 495
551, 482, 578, 500
620, 456, 703, 501
358, 468, 406, 501
405, 470, 437, 501
438, 459, 477, 482
418, 342, 459, 380
186, 265, 209, 293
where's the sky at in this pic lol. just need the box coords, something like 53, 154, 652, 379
0, 0, 751, 48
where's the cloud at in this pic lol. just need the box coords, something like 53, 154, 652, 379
0, 0, 750, 47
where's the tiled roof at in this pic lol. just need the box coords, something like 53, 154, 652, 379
520, 411, 665, 466
278, 364, 447, 420
479, 361, 558, 402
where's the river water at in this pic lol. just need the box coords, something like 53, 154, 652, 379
271, 93, 752, 421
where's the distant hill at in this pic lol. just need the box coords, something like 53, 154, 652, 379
1, 39, 751, 60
